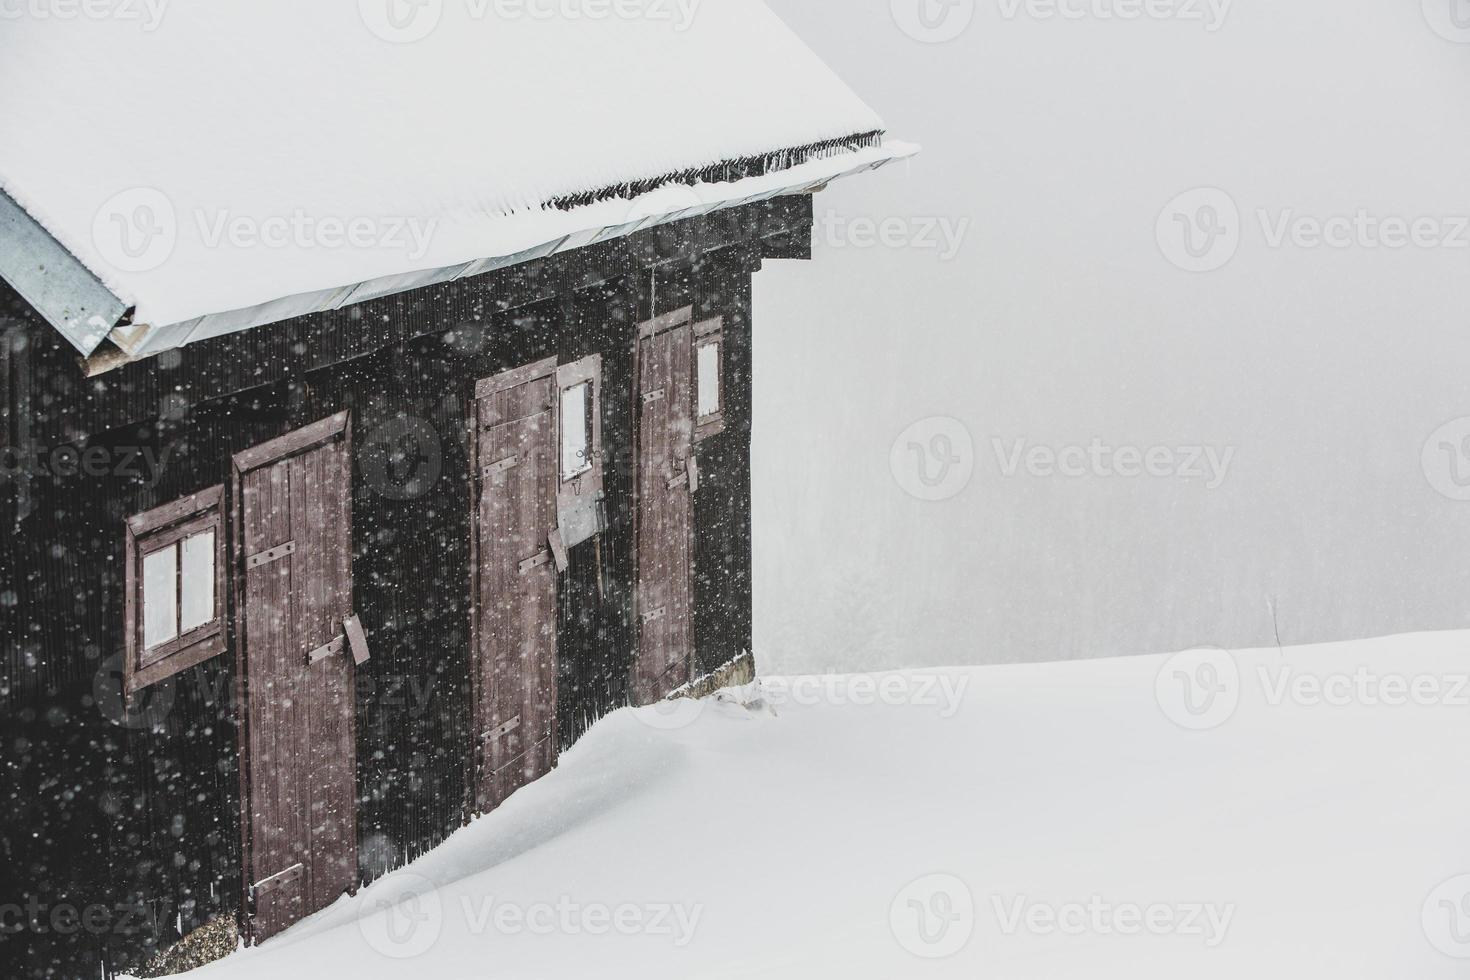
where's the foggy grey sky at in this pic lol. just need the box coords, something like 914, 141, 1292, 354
754, 0, 1470, 672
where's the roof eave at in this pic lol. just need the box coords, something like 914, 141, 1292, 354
82, 142, 916, 375
0, 188, 130, 357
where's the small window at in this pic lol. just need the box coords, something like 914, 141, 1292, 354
694, 317, 726, 442
560, 379, 594, 482
125, 487, 227, 693
697, 341, 722, 419
142, 527, 217, 650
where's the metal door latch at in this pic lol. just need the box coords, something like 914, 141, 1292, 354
519, 549, 552, 574
306, 636, 345, 666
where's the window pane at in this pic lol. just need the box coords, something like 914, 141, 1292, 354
142, 544, 179, 649
179, 530, 216, 633
698, 342, 721, 418
561, 381, 592, 480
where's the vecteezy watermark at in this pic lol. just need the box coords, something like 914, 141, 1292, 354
992, 895, 1236, 947
0, 444, 170, 489
632, 696, 707, 732
1423, 0, 1470, 43
891, 417, 976, 502
636, 672, 970, 732
1154, 647, 1240, 731
95, 653, 438, 730
890, 874, 976, 959
815, 210, 971, 262
93, 188, 178, 274
93, 654, 176, 731
1156, 645, 1470, 730
0, 0, 170, 29
459, 896, 703, 947
1257, 209, 1470, 252
358, 416, 444, 501
992, 439, 1236, 490
1258, 665, 1470, 710
1157, 187, 1241, 273
358, 0, 443, 42
194, 210, 438, 263
358, 0, 701, 43
997, 0, 1232, 31
90, 188, 439, 275
489, 0, 702, 28
358, 872, 444, 960
1422, 418, 1470, 501
357, 872, 704, 959
0, 897, 176, 937
1160, 186, 1470, 272
1424, 875, 1470, 958
762, 673, 971, 719
891, 0, 976, 43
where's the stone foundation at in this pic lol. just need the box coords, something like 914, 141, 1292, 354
678, 651, 757, 700
134, 914, 238, 978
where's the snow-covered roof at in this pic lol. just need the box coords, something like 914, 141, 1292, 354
0, 0, 914, 365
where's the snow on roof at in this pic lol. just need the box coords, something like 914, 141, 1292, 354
0, 0, 911, 362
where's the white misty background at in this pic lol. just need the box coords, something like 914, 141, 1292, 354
754, 0, 1470, 674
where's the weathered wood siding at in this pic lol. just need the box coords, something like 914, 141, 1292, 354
0, 196, 808, 979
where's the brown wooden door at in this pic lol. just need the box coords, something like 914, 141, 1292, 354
634, 308, 697, 704
470, 359, 559, 814
234, 414, 357, 943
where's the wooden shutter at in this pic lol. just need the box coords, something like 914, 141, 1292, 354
555, 354, 605, 551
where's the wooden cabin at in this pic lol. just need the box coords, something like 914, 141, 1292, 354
0, 5, 913, 976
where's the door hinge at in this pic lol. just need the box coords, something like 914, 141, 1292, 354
252, 863, 304, 899
481, 716, 522, 742
642, 388, 667, 405
483, 454, 522, 480
247, 540, 296, 569
642, 606, 668, 625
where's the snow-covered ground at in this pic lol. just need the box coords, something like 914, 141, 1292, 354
162, 631, 1470, 978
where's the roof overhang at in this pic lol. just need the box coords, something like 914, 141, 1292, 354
1, 140, 919, 376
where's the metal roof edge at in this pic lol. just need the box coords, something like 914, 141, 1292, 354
86, 143, 917, 374
0, 188, 130, 356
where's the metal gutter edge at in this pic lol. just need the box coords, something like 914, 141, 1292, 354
0, 188, 130, 356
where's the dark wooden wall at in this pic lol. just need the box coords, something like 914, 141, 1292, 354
0, 196, 810, 979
